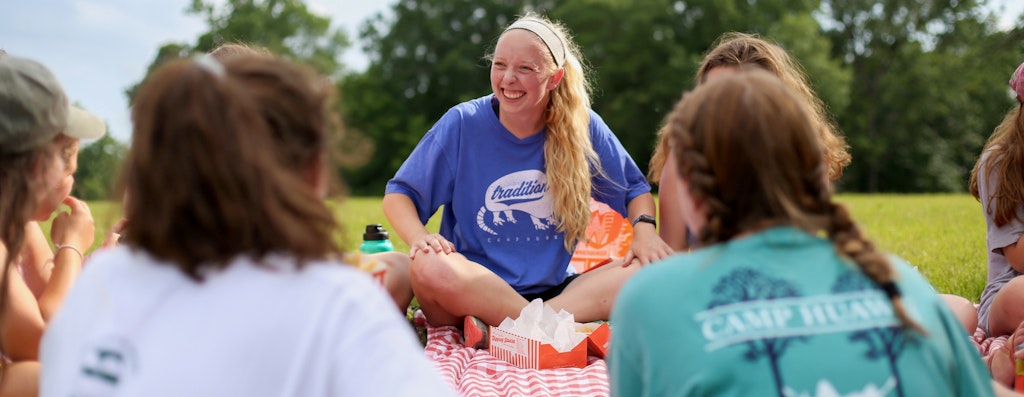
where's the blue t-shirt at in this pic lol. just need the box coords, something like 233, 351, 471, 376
385, 95, 649, 294
610, 226, 993, 397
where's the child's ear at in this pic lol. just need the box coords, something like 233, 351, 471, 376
548, 68, 565, 91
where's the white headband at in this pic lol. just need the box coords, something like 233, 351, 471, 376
194, 55, 225, 78
504, 19, 566, 68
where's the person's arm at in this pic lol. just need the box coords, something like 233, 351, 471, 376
37, 196, 93, 321
622, 192, 674, 266
100, 218, 128, 249
18, 222, 52, 297
382, 193, 453, 259
1001, 235, 1024, 274
2, 265, 45, 361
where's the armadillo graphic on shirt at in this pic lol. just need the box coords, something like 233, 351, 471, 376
476, 170, 554, 236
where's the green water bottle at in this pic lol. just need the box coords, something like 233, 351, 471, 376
360, 224, 394, 254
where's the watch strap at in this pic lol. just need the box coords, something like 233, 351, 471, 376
632, 214, 657, 228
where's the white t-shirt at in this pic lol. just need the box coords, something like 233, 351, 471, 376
40, 246, 455, 397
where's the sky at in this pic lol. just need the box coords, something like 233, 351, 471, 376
1, 0, 1021, 144
1, 0, 395, 143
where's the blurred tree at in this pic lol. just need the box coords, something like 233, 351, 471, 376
127, 0, 359, 192
767, 13, 852, 133
73, 135, 128, 201
552, 0, 838, 181
340, 0, 550, 194
135, 0, 1024, 194
927, 18, 1024, 191
188, 0, 349, 76
551, 0, 699, 177
125, 43, 194, 103
821, 0, 1023, 191
130, 1, 348, 96
342, 0, 841, 193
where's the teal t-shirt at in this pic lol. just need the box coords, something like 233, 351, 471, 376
609, 227, 992, 397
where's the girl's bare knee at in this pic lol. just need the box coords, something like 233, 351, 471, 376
0, 361, 40, 397
990, 282, 1024, 335
410, 254, 464, 296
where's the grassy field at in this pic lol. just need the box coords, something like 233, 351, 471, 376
74, 193, 989, 301
834, 194, 987, 301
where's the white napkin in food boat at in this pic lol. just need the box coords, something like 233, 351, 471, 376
497, 299, 588, 352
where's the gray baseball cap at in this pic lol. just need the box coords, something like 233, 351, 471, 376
0, 54, 105, 154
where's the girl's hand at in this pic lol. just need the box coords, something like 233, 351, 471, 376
101, 218, 128, 249
622, 225, 674, 267
409, 233, 455, 259
49, 196, 95, 252
1011, 319, 1024, 360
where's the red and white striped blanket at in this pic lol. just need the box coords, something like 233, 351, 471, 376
421, 320, 1003, 397
423, 324, 610, 397
972, 327, 1009, 357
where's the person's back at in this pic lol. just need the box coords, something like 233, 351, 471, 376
614, 226, 986, 396
609, 70, 994, 396
43, 248, 435, 396
39, 56, 455, 397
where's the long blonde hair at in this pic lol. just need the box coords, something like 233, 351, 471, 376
500, 13, 598, 251
650, 32, 850, 183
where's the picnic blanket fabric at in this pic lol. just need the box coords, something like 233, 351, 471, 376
422, 322, 610, 397
421, 317, 1002, 396
972, 327, 1009, 357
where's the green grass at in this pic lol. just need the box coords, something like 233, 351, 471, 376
331, 198, 442, 254
39, 201, 124, 253
835, 194, 987, 301
54, 198, 441, 255
70, 194, 989, 301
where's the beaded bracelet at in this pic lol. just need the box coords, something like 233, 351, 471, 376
54, 244, 84, 262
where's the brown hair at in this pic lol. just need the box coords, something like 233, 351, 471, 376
1, 146, 54, 262
120, 57, 341, 280
668, 70, 922, 333
969, 104, 1024, 227
212, 46, 351, 196
650, 32, 850, 183
0, 136, 60, 358
222, 54, 336, 175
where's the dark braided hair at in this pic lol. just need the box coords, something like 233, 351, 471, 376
668, 69, 924, 333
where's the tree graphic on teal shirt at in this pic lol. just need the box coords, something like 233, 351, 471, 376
708, 268, 804, 397
832, 270, 907, 397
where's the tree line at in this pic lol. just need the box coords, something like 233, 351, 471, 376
77, 0, 1024, 200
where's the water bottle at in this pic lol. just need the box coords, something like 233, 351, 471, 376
360, 224, 394, 254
